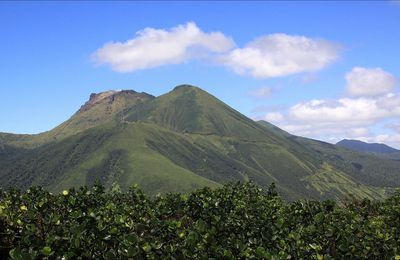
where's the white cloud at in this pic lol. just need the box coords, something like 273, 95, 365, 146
374, 134, 400, 146
248, 87, 274, 98
356, 134, 400, 149
288, 96, 400, 125
277, 123, 369, 138
265, 112, 284, 122
376, 93, 400, 109
275, 122, 400, 148
93, 24, 340, 78
255, 67, 399, 148
219, 33, 340, 78
260, 93, 400, 148
92, 22, 235, 72
345, 67, 397, 97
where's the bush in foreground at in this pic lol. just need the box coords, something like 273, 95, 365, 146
1, 182, 400, 259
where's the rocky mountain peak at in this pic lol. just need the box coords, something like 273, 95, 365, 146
79, 90, 148, 113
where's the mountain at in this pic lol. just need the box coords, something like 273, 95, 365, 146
337, 139, 400, 155
0, 90, 154, 149
1, 85, 399, 200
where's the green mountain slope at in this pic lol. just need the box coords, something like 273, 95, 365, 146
257, 121, 398, 196
0, 121, 220, 195
125, 85, 284, 140
0, 90, 153, 148
295, 136, 400, 189
0, 85, 398, 200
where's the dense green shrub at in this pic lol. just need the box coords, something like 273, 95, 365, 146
1, 182, 400, 259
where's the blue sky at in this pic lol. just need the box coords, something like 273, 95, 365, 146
1, 1, 400, 147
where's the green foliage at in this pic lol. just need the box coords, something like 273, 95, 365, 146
1, 183, 400, 259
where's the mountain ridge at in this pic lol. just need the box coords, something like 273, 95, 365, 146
0, 89, 154, 148
0, 84, 398, 200
337, 139, 400, 154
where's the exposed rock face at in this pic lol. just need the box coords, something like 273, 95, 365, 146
82, 90, 123, 112
78, 90, 152, 113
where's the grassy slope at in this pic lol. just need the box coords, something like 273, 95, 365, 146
122, 86, 396, 200
258, 121, 398, 198
0, 121, 220, 196
1, 85, 399, 200
125, 85, 274, 140
300, 163, 387, 200
0, 91, 153, 149
294, 136, 400, 188
0, 119, 316, 199
53, 122, 222, 195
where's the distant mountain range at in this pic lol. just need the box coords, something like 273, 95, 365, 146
1, 85, 399, 200
337, 139, 400, 160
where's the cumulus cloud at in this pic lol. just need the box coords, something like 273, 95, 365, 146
275, 122, 400, 148
373, 134, 400, 146
288, 95, 400, 125
252, 65, 399, 147
248, 87, 274, 98
92, 22, 235, 72
345, 67, 397, 97
259, 93, 400, 148
275, 67, 398, 143
276, 123, 370, 138
93, 23, 341, 78
355, 134, 400, 149
219, 34, 340, 78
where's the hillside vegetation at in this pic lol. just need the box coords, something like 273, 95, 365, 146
1, 85, 399, 200
1, 183, 400, 259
